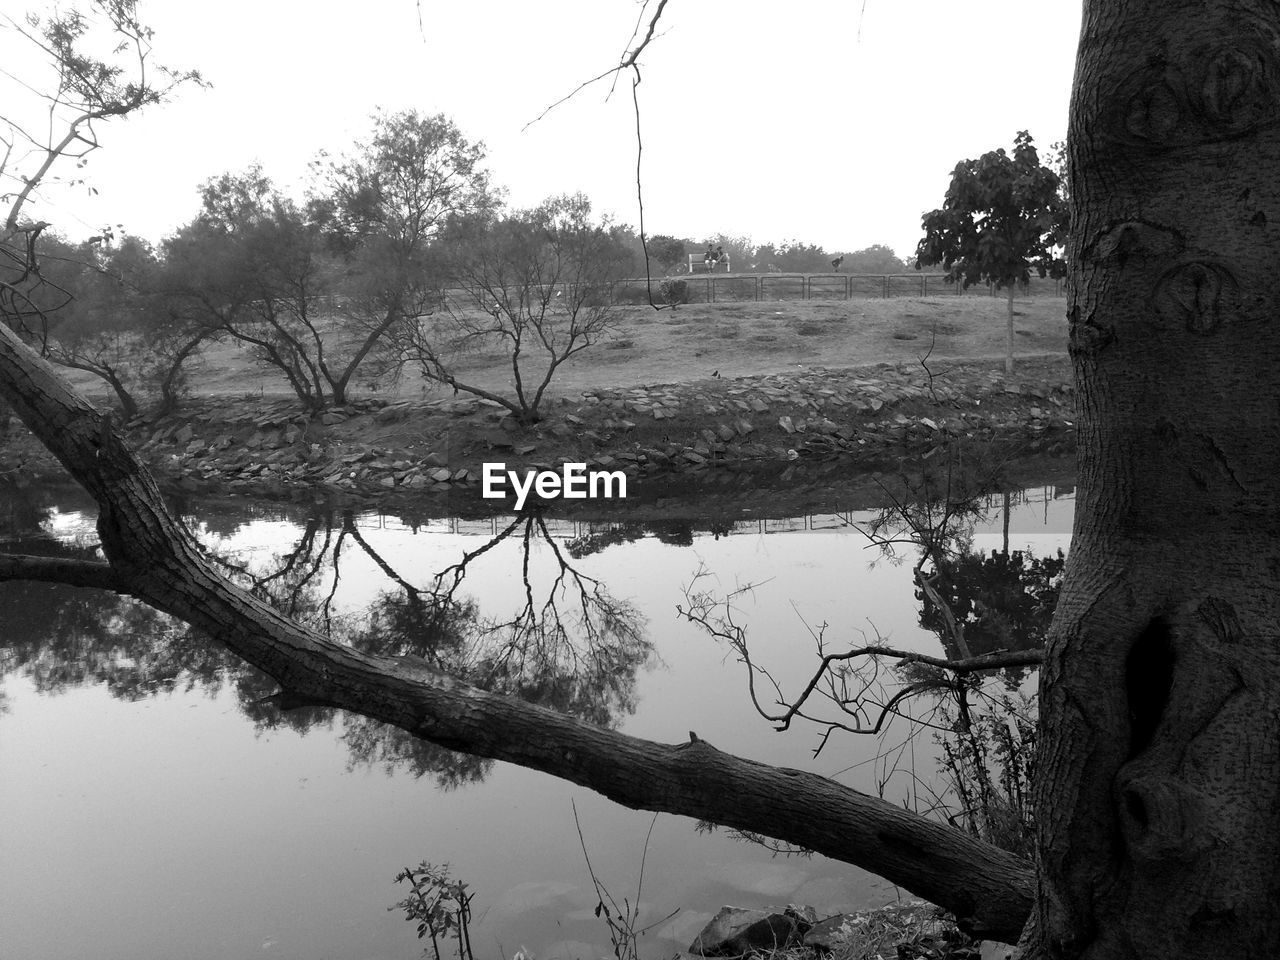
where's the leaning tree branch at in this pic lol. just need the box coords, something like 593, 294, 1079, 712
0, 319, 1033, 942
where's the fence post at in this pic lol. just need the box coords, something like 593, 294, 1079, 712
882, 275, 889, 298
845, 275, 850, 300
755, 275, 760, 301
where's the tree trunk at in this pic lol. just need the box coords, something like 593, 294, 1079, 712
1006, 285, 1016, 376
1025, 2, 1280, 956
0, 320, 1035, 943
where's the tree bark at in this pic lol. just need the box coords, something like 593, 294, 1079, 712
0, 320, 1035, 942
1026, 2, 1280, 956
1006, 285, 1016, 376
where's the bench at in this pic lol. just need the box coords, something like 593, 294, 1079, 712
688, 253, 731, 272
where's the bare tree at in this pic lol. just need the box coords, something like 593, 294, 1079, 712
0, 1, 201, 415
403, 194, 634, 423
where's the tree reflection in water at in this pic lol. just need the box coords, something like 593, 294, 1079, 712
680, 461, 1066, 857
0, 492, 650, 789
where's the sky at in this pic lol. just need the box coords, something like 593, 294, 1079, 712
5, 0, 1082, 260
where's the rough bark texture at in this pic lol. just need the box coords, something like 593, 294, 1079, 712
0, 322, 1034, 942
1028, 2, 1280, 956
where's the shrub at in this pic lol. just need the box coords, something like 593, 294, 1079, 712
658, 278, 690, 307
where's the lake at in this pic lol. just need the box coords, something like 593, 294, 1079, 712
0, 470, 1073, 960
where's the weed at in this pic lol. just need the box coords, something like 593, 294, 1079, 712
390, 862, 476, 960
574, 802, 678, 960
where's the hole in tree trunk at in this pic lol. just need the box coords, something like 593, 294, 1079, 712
1124, 789, 1148, 828
1125, 618, 1175, 758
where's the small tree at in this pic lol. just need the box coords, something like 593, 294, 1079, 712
404, 194, 633, 424
915, 131, 1068, 375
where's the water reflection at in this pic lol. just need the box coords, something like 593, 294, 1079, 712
1, 499, 653, 789
0, 474, 1074, 960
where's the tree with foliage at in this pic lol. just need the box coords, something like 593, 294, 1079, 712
163, 166, 346, 411
163, 111, 494, 412
915, 131, 1068, 376
4, 3, 1280, 956
756, 240, 831, 273
23, 232, 207, 418
837, 244, 911, 275
646, 234, 687, 275
313, 109, 496, 392
402, 193, 634, 423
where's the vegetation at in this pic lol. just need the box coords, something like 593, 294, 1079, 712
3, 2, 1277, 957
390, 862, 476, 960
402, 193, 635, 423
915, 131, 1068, 375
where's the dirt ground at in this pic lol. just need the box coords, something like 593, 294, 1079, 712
62, 294, 1067, 406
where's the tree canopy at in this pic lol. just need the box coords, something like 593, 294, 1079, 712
916, 131, 1068, 374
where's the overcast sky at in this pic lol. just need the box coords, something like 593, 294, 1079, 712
9, 0, 1082, 259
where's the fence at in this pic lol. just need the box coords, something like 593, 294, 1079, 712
301, 273, 1064, 317
608, 272, 1065, 306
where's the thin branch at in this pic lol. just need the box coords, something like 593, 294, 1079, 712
521, 0, 670, 132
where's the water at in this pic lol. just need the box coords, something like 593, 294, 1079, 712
0, 477, 1074, 960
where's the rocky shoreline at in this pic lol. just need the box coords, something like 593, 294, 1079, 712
1, 355, 1074, 506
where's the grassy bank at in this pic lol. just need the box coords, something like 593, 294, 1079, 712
59, 295, 1067, 406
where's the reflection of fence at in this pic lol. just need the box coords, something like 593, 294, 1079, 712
608, 272, 1065, 306
348, 485, 1077, 540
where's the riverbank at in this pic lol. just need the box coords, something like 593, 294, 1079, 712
1, 354, 1073, 509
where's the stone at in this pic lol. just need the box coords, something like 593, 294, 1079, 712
778, 415, 795, 434
688, 905, 816, 957
430, 468, 453, 482
803, 913, 872, 952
